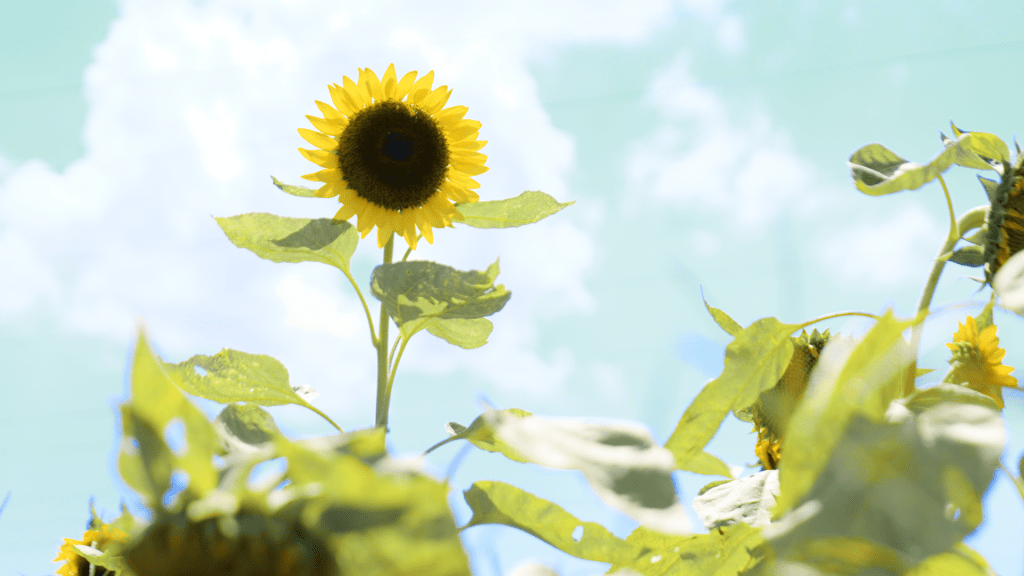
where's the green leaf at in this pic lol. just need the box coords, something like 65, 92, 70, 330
163, 349, 341, 431
849, 130, 1005, 196
212, 403, 281, 454
678, 451, 733, 478
664, 317, 798, 471
608, 523, 762, 576
950, 123, 1011, 166
993, 251, 1024, 315
704, 297, 742, 336
906, 544, 996, 576
455, 191, 573, 229
463, 481, 643, 565
946, 245, 985, 267
778, 310, 914, 514
271, 175, 318, 197
118, 331, 220, 510
216, 212, 358, 273
426, 408, 533, 462
692, 470, 778, 530
370, 259, 511, 340
426, 317, 493, 349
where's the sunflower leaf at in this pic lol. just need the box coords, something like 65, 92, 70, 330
216, 212, 358, 273
271, 176, 318, 197
462, 481, 644, 565
118, 330, 220, 509
678, 451, 733, 478
426, 317, 493, 349
703, 297, 742, 336
454, 191, 573, 229
163, 349, 342, 431
608, 523, 763, 575
213, 403, 282, 455
370, 259, 511, 340
426, 408, 532, 462
906, 544, 996, 576
664, 317, 799, 471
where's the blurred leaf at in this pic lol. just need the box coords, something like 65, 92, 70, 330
212, 403, 281, 455
679, 451, 733, 478
487, 412, 690, 534
426, 408, 533, 463
118, 331, 220, 510
455, 191, 572, 229
704, 297, 742, 336
426, 317, 493, 349
463, 481, 643, 565
608, 523, 762, 576
370, 259, 511, 340
778, 311, 914, 514
993, 251, 1024, 315
693, 470, 779, 530
163, 349, 341, 431
216, 212, 358, 273
849, 129, 1005, 196
664, 317, 798, 471
271, 175, 318, 197
906, 544, 996, 575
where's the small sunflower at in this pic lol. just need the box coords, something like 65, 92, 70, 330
54, 524, 128, 576
945, 316, 1017, 408
749, 329, 831, 470
299, 64, 488, 249
981, 149, 1024, 284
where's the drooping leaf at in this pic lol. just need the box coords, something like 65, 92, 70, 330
212, 403, 282, 454
426, 317, 493, 349
463, 481, 643, 565
271, 175, 318, 197
778, 310, 914, 514
664, 317, 799, 471
370, 259, 511, 340
118, 331, 220, 509
607, 523, 763, 576
703, 297, 742, 336
163, 349, 341, 431
454, 191, 572, 229
216, 212, 358, 273
692, 470, 779, 530
486, 411, 690, 534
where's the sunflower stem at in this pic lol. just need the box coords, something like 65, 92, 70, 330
343, 268, 378, 348
382, 335, 412, 430
375, 234, 395, 430
909, 175, 961, 395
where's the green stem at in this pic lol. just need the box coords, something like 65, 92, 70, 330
380, 335, 411, 430
342, 269, 378, 347
794, 311, 880, 332
375, 234, 395, 429
400, 234, 422, 262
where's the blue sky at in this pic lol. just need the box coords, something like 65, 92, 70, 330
1, 1, 1023, 575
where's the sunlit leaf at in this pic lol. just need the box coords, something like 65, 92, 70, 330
216, 212, 358, 273
455, 191, 572, 229
608, 523, 762, 575
704, 297, 742, 336
692, 470, 779, 530
118, 330, 220, 509
370, 259, 511, 340
463, 481, 643, 565
426, 317, 493, 349
664, 317, 798, 471
271, 175, 318, 197
778, 311, 914, 514
426, 408, 532, 462
679, 451, 733, 478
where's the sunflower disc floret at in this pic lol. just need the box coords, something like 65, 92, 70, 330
299, 64, 488, 249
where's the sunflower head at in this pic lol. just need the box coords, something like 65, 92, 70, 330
54, 522, 128, 576
749, 328, 831, 470
982, 152, 1024, 284
944, 315, 1017, 408
299, 64, 488, 249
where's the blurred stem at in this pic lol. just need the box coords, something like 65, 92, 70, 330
375, 234, 395, 430
909, 175, 960, 395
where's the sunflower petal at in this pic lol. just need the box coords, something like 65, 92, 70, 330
298, 128, 339, 151
409, 71, 435, 98
362, 67, 385, 102
299, 148, 339, 169
315, 100, 345, 122
448, 125, 481, 143
448, 171, 480, 190
306, 114, 346, 135
451, 139, 487, 152
420, 86, 452, 115
451, 160, 489, 176
381, 64, 398, 99
395, 70, 417, 100
301, 169, 342, 183
315, 182, 340, 198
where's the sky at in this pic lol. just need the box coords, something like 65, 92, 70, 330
1, 0, 1024, 574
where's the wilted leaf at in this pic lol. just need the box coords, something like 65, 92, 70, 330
370, 259, 511, 340
692, 470, 779, 530
455, 191, 572, 229
216, 212, 358, 273
271, 176, 318, 197
664, 317, 798, 471
463, 481, 643, 565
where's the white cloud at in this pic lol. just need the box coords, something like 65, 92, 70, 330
276, 274, 359, 339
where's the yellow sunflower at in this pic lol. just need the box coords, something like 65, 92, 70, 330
54, 524, 127, 576
945, 316, 1017, 408
981, 151, 1024, 284
298, 64, 488, 249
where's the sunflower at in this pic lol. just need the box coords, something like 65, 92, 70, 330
981, 151, 1024, 284
54, 524, 128, 576
749, 329, 831, 470
299, 64, 488, 249
945, 316, 1017, 408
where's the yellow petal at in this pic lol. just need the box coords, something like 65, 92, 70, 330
333, 202, 357, 220
448, 171, 480, 190
306, 114, 346, 135
451, 160, 489, 176
362, 67, 384, 102
315, 182, 340, 198
299, 148, 339, 169
301, 169, 341, 183
450, 139, 487, 152
395, 70, 418, 100
381, 64, 398, 99
434, 105, 469, 127
420, 86, 451, 115
315, 100, 345, 122
447, 124, 481, 144
298, 128, 339, 151
409, 71, 435, 99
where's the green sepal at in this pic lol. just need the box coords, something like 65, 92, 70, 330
946, 245, 986, 267
664, 317, 799, 471
454, 191, 572, 229
370, 259, 511, 341
462, 481, 643, 565
271, 176, 318, 197
978, 175, 1001, 203
216, 212, 358, 274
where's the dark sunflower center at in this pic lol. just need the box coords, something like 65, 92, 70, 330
337, 101, 449, 211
